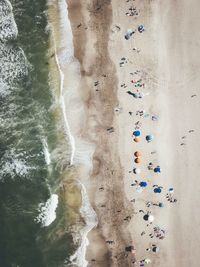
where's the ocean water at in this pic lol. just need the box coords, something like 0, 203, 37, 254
0, 0, 75, 266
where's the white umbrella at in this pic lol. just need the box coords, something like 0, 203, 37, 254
169, 188, 174, 193
133, 168, 141, 174
144, 258, 151, 264
136, 186, 143, 193
148, 215, 154, 222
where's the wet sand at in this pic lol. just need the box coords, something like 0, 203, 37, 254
67, 0, 200, 266
68, 0, 133, 266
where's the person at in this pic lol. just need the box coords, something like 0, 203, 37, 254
146, 201, 151, 207
180, 143, 185, 146
152, 115, 158, 121
131, 180, 139, 186
148, 162, 154, 170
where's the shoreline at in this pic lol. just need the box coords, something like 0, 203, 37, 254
48, 1, 98, 266
67, 0, 134, 266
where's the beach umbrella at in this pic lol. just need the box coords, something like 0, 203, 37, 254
139, 181, 148, 187
138, 92, 145, 98
125, 246, 134, 252
143, 214, 149, 221
133, 93, 139, 98
148, 215, 154, 222
136, 186, 143, 193
133, 130, 141, 137
154, 166, 161, 173
134, 137, 140, 142
127, 29, 133, 34
135, 157, 141, 163
169, 188, 174, 193
146, 134, 154, 142
138, 25, 145, 33
134, 151, 142, 157
154, 187, 162, 193
144, 258, 151, 264
158, 202, 164, 208
152, 246, 159, 253
133, 168, 141, 174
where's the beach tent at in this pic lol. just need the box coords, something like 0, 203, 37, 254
146, 134, 154, 142
133, 130, 141, 137
158, 202, 164, 208
139, 181, 148, 187
133, 168, 141, 174
154, 187, 162, 193
154, 166, 161, 173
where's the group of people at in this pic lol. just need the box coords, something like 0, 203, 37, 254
121, 1, 177, 266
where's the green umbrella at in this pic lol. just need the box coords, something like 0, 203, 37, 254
144, 258, 151, 264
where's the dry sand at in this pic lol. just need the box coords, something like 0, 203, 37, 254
66, 0, 200, 266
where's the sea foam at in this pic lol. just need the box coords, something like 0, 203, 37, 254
48, 0, 98, 266
35, 194, 59, 227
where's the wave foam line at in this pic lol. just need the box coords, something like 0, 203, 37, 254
49, 0, 98, 266
42, 138, 51, 165
70, 182, 98, 267
35, 194, 58, 227
52, 32, 75, 166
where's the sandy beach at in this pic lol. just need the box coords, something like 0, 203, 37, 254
64, 0, 200, 266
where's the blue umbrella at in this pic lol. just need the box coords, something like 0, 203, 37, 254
146, 134, 154, 142
133, 130, 141, 137
154, 166, 161, 173
154, 187, 162, 193
138, 25, 145, 33
140, 181, 148, 187
158, 202, 164, 208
